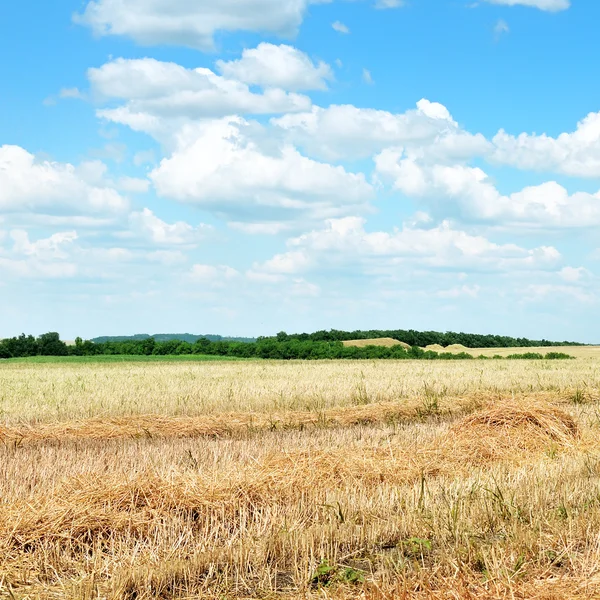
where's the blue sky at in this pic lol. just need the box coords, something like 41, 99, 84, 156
2, 0, 599, 341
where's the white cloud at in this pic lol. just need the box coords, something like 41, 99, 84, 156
90, 57, 311, 130
483, 0, 570, 11
59, 87, 85, 100
0, 257, 78, 279
332, 21, 350, 34
255, 216, 561, 276
494, 19, 510, 39
129, 208, 212, 245
76, 0, 325, 50
0, 145, 128, 216
228, 221, 292, 235
133, 149, 156, 166
11, 230, 78, 259
290, 278, 321, 297
147, 250, 188, 265
491, 111, 600, 178
375, 151, 600, 228
523, 284, 594, 304
436, 284, 481, 299
116, 176, 150, 193
0, 230, 79, 279
559, 266, 588, 282
217, 43, 333, 91
362, 68, 374, 85
189, 264, 240, 285
149, 117, 374, 227
273, 99, 489, 161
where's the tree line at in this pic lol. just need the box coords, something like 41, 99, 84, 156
0, 332, 574, 361
90, 333, 256, 344
264, 329, 584, 348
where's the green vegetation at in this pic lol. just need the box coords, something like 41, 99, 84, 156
0, 332, 576, 362
91, 333, 256, 344
266, 329, 585, 348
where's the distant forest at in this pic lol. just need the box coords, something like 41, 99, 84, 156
91, 333, 256, 344
0, 329, 584, 360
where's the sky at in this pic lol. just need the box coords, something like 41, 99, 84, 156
1, 0, 600, 342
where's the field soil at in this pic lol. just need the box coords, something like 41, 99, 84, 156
2, 358, 600, 599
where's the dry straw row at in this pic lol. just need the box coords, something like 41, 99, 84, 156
0, 400, 579, 554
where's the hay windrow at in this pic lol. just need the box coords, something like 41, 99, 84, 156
0, 400, 579, 553
0, 399, 476, 446
442, 400, 579, 463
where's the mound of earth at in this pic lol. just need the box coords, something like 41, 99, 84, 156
342, 338, 411, 349
425, 344, 445, 352
445, 344, 470, 352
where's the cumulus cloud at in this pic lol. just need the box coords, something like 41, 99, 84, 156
375, 150, 600, 228
90, 58, 311, 131
149, 117, 374, 227
491, 111, 600, 178
76, 0, 324, 50
128, 208, 213, 246
0, 145, 128, 217
0, 230, 79, 279
483, 0, 570, 11
254, 216, 561, 276
272, 99, 489, 161
217, 43, 333, 91
10, 230, 78, 260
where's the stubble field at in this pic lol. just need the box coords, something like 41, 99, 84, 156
3, 357, 600, 599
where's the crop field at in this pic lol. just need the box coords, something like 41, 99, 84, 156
3, 357, 600, 599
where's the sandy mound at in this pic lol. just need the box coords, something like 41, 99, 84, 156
425, 344, 445, 352
445, 344, 470, 352
441, 401, 578, 463
342, 338, 410, 349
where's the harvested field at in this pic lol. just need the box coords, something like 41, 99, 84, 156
2, 358, 600, 599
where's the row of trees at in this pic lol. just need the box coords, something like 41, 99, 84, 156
90, 333, 256, 344
265, 329, 583, 348
0, 333, 573, 361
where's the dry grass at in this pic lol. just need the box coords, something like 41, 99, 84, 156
3, 358, 600, 423
2, 358, 600, 599
0, 400, 475, 445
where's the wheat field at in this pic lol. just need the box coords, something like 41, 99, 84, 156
3, 358, 600, 599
